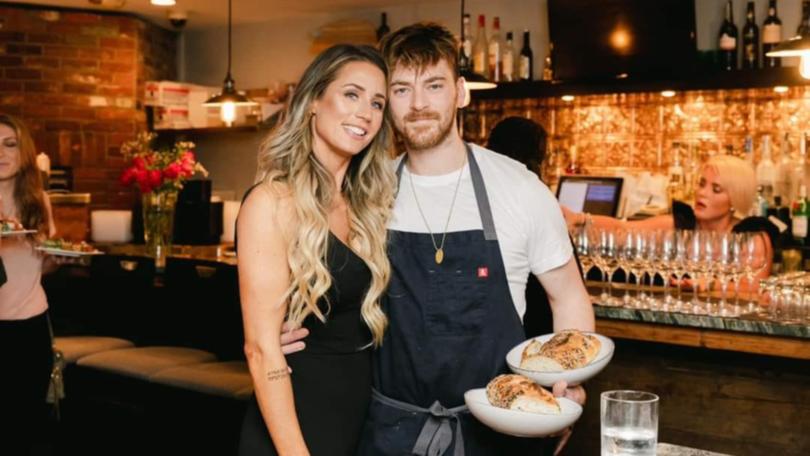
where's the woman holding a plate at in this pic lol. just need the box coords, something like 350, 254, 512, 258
0, 114, 58, 455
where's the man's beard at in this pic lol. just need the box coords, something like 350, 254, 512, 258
397, 109, 455, 151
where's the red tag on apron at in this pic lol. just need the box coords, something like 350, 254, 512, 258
477, 267, 489, 278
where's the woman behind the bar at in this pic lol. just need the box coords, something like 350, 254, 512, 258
237, 44, 395, 456
562, 154, 775, 284
0, 114, 57, 455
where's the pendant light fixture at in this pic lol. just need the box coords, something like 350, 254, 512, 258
766, 35, 810, 79
459, 0, 496, 91
203, 0, 257, 127
767, 8, 810, 80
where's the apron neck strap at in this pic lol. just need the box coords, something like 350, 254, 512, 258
395, 143, 497, 241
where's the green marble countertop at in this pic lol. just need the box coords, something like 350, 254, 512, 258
594, 303, 810, 339
657, 443, 731, 456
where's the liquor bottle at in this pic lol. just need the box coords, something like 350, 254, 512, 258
743, 136, 754, 163
718, 0, 738, 71
770, 196, 792, 235
460, 14, 472, 71
667, 142, 686, 203
753, 185, 769, 217
376, 13, 390, 42
488, 17, 502, 82
473, 14, 489, 76
502, 31, 516, 82
776, 133, 795, 203
742, 2, 759, 69
798, 1, 810, 36
762, 0, 782, 67
565, 146, 581, 174
757, 135, 777, 203
542, 42, 554, 81
519, 29, 533, 81
791, 185, 809, 243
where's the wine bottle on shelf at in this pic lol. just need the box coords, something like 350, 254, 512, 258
502, 31, 516, 82
473, 14, 489, 76
519, 29, 533, 81
798, 1, 810, 36
718, 0, 738, 71
376, 13, 390, 42
791, 185, 809, 245
742, 1, 759, 69
542, 42, 554, 81
488, 17, 502, 82
762, 0, 782, 67
460, 14, 472, 71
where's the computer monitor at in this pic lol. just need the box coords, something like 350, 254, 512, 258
556, 176, 624, 217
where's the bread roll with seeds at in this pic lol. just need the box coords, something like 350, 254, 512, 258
486, 374, 561, 414
520, 330, 601, 371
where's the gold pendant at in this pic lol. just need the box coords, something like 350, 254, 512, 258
435, 248, 444, 264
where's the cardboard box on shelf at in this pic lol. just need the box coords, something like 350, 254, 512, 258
144, 81, 191, 107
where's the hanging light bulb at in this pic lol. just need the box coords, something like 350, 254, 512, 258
801, 55, 810, 80
203, 0, 258, 126
220, 101, 237, 126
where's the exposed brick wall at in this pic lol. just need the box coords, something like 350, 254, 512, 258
0, 5, 176, 208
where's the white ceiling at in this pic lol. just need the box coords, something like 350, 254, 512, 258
13, 0, 441, 29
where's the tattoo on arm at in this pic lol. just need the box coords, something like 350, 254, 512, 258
267, 367, 290, 381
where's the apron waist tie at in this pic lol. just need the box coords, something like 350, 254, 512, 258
372, 388, 467, 456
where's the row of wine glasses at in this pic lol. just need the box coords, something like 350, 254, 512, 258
572, 225, 770, 318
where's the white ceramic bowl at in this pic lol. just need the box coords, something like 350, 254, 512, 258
506, 332, 615, 387
464, 388, 582, 437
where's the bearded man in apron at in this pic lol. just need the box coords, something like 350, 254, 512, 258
281, 23, 595, 455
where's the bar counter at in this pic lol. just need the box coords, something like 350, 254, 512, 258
45, 247, 810, 455
98, 243, 237, 266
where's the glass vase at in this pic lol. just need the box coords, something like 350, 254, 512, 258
142, 190, 177, 269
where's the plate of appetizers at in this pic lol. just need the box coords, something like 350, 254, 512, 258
506, 329, 614, 387
1, 220, 37, 237
36, 239, 104, 257
465, 374, 582, 437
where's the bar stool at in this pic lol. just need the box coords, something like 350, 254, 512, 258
53, 336, 135, 364
150, 360, 253, 400
76, 346, 217, 380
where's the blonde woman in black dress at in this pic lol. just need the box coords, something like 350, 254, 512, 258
237, 45, 394, 456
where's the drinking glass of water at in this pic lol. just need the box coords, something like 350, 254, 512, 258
601, 390, 659, 456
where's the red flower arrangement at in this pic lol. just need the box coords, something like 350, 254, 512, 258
120, 132, 208, 194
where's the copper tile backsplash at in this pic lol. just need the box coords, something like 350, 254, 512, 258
465, 85, 810, 173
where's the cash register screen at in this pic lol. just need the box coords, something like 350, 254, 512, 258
556, 176, 623, 216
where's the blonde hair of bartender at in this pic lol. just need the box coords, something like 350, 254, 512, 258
703, 154, 756, 217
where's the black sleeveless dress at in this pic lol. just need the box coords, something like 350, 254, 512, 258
238, 232, 373, 456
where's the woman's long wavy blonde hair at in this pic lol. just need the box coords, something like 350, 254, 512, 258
255, 45, 395, 346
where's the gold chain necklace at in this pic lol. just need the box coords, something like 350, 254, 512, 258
407, 157, 466, 264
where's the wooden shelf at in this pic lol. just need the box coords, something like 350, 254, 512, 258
152, 125, 261, 136
472, 67, 810, 100
596, 318, 810, 360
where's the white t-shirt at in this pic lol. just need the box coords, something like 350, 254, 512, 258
389, 144, 573, 319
